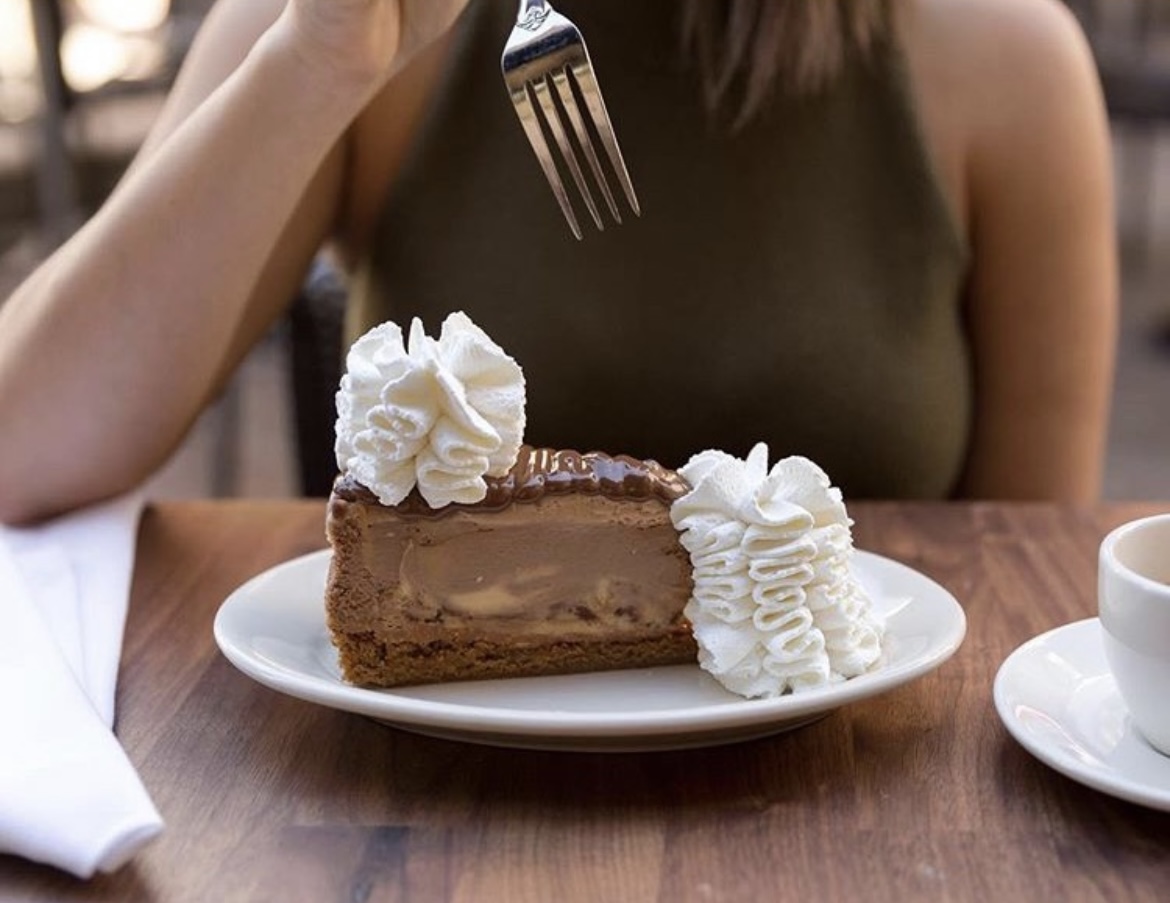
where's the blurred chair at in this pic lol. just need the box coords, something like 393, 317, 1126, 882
27, 0, 197, 242
285, 257, 347, 498
1073, 1, 1170, 126
27, 0, 80, 245
1066, 1, 1170, 246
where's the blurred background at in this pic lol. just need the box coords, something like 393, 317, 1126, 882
0, 0, 1167, 501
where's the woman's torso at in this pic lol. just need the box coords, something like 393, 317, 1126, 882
342, 0, 971, 499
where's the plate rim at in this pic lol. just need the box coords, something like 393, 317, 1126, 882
993, 617, 1170, 811
214, 548, 967, 745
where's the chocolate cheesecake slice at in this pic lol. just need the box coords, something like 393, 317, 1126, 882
325, 447, 697, 687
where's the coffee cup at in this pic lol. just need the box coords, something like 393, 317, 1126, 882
1098, 513, 1170, 756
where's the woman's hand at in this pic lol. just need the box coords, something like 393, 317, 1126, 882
280, 0, 473, 92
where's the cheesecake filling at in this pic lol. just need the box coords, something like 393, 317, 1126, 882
347, 498, 691, 638
326, 449, 694, 652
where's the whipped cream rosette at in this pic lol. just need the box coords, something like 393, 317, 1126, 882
670, 444, 884, 698
335, 312, 526, 508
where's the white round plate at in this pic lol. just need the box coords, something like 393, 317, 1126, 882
214, 549, 966, 752
994, 618, 1170, 812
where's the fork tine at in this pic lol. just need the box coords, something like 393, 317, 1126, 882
531, 74, 605, 232
550, 66, 621, 224
508, 84, 583, 240
570, 61, 641, 217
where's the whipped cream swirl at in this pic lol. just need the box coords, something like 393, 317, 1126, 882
335, 312, 526, 508
671, 444, 884, 698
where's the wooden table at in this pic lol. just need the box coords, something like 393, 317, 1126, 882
4, 500, 1170, 901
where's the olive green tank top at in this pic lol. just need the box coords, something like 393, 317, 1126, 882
349, 0, 971, 499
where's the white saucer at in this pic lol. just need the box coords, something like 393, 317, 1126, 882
994, 618, 1170, 812
214, 549, 966, 752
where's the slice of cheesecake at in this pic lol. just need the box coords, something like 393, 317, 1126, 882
324, 447, 696, 687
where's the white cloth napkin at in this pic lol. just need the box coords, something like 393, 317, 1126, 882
0, 492, 163, 878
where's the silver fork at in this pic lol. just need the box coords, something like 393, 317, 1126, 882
501, 0, 641, 239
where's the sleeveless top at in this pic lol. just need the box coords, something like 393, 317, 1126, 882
348, 0, 971, 499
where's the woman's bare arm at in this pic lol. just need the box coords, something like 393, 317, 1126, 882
0, 0, 469, 524
910, 0, 1118, 501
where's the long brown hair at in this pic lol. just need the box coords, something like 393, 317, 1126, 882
682, 0, 891, 125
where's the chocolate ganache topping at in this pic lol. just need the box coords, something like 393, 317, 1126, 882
334, 446, 690, 515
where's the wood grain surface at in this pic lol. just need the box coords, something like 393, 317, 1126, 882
3, 500, 1169, 902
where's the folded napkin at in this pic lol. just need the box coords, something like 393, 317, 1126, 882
0, 492, 163, 878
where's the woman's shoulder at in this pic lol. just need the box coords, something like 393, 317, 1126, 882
902, 0, 1101, 116
905, 0, 1090, 54
899, 0, 1107, 222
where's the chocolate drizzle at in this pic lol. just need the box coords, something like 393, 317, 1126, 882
333, 446, 690, 516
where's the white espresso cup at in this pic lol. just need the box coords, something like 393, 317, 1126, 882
1098, 513, 1170, 756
